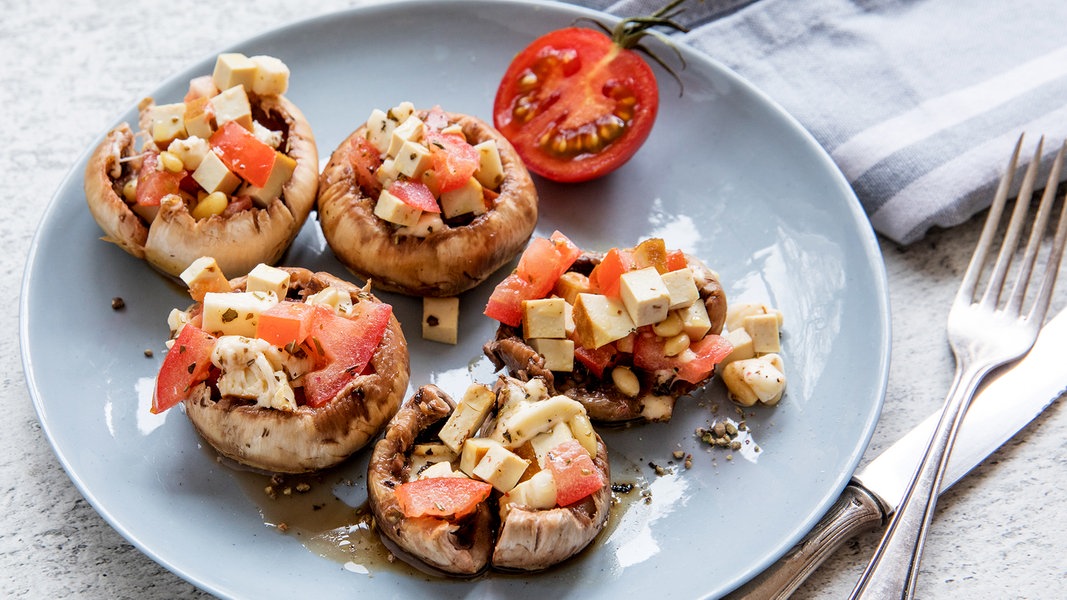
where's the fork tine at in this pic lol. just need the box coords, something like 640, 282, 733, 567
1026, 140, 1067, 323
959, 134, 1024, 304
982, 136, 1044, 308
1008, 139, 1066, 315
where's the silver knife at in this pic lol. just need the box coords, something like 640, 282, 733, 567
729, 308, 1067, 600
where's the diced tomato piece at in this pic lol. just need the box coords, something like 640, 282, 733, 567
485, 231, 582, 326
665, 249, 689, 272
210, 121, 277, 187
572, 338, 619, 378
349, 136, 383, 198
257, 301, 317, 347
394, 477, 493, 519
484, 273, 534, 327
545, 439, 604, 507
632, 330, 732, 384
136, 153, 186, 207
425, 129, 479, 194
303, 303, 392, 408
153, 325, 217, 414
589, 247, 634, 297
388, 180, 440, 213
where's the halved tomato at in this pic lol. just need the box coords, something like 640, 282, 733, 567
153, 325, 217, 414
493, 27, 659, 182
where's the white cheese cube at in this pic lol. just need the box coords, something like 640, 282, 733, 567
373, 187, 422, 227
522, 297, 567, 339
209, 85, 253, 131
459, 437, 502, 477
375, 157, 400, 189
489, 395, 586, 448
660, 267, 700, 310
396, 211, 446, 238
529, 423, 575, 467
440, 123, 463, 136
242, 151, 296, 207
393, 140, 433, 178
252, 121, 283, 149
722, 354, 786, 406
249, 55, 289, 96
422, 296, 459, 344
179, 256, 231, 295
501, 469, 556, 512
572, 293, 635, 349
439, 177, 486, 218
677, 300, 712, 341
417, 461, 464, 480
719, 327, 755, 369
201, 291, 279, 337
438, 384, 496, 453
147, 103, 187, 147
473, 139, 505, 189
529, 338, 574, 372
167, 136, 210, 171
744, 313, 782, 353
212, 53, 257, 92
619, 267, 671, 327
639, 394, 675, 422
386, 115, 424, 158
471, 444, 529, 493
389, 101, 416, 123
408, 443, 457, 481
192, 150, 241, 195
304, 286, 353, 315
365, 109, 396, 154
246, 263, 290, 299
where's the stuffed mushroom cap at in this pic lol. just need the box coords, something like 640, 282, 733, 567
84, 93, 318, 278
182, 268, 408, 473
367, 384, 492, 576
317, 109, 537, 297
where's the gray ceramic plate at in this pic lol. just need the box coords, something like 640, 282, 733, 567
21, 0, 889, 597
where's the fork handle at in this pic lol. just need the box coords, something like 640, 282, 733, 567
849, 362, 990, 600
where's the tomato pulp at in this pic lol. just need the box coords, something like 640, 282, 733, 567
493, 27, 659, 183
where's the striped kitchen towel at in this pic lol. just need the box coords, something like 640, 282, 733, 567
570, 0, 1067, 245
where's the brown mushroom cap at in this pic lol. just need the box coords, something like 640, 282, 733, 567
84, 94, 319, 278
367, 385, 492, 576
484, 252, 727, 423
182, 268, 408, 473
317, 110, 538, 297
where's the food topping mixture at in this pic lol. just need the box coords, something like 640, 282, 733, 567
152, 257, 391, 414
354, 102, 506, 236
121, 53, 297, 223
394, 378, 605, 520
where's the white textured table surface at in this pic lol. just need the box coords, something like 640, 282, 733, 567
3, 1, 1064, 598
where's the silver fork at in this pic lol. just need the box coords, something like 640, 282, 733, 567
849, 134, 1067, 600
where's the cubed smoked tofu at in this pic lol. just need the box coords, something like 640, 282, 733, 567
619, 267, 671, 327
422, 296, 459, 344
502, 469, 556, 511
572, 293, 634, 349
677, 300, 712, 340
744, 313, 782, 353
387, 115, 424, 158
459, 437, 502, 476
249, 55, 289, 96
660, 267, 700, 309
719, 327, 755, 368
725, 303, 784, 333
179, 257, 230, 295
473, 139, 505, 189
168, 136, 210, 171
193, 150, 241, 195
242, 151, 296, 207
393, 140, 432, 178
553, 271, 592, 305
522, 297, 567, 339
212, 53, 257, 91
210, 85, 253, 131
471, 444, 530, 493
201, 291, 279, 337
148, 103, 187, 147
246, 264, 290, 298
438, 384, 496, 453
183, 97, 214, 139
529, 338, 575, 372
440, 177, 486, 218
631, 238, 668, 272
529, 423, 575, 467
373, 188, 422, 227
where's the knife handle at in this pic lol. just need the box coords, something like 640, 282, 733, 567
728, 484, 887, 600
